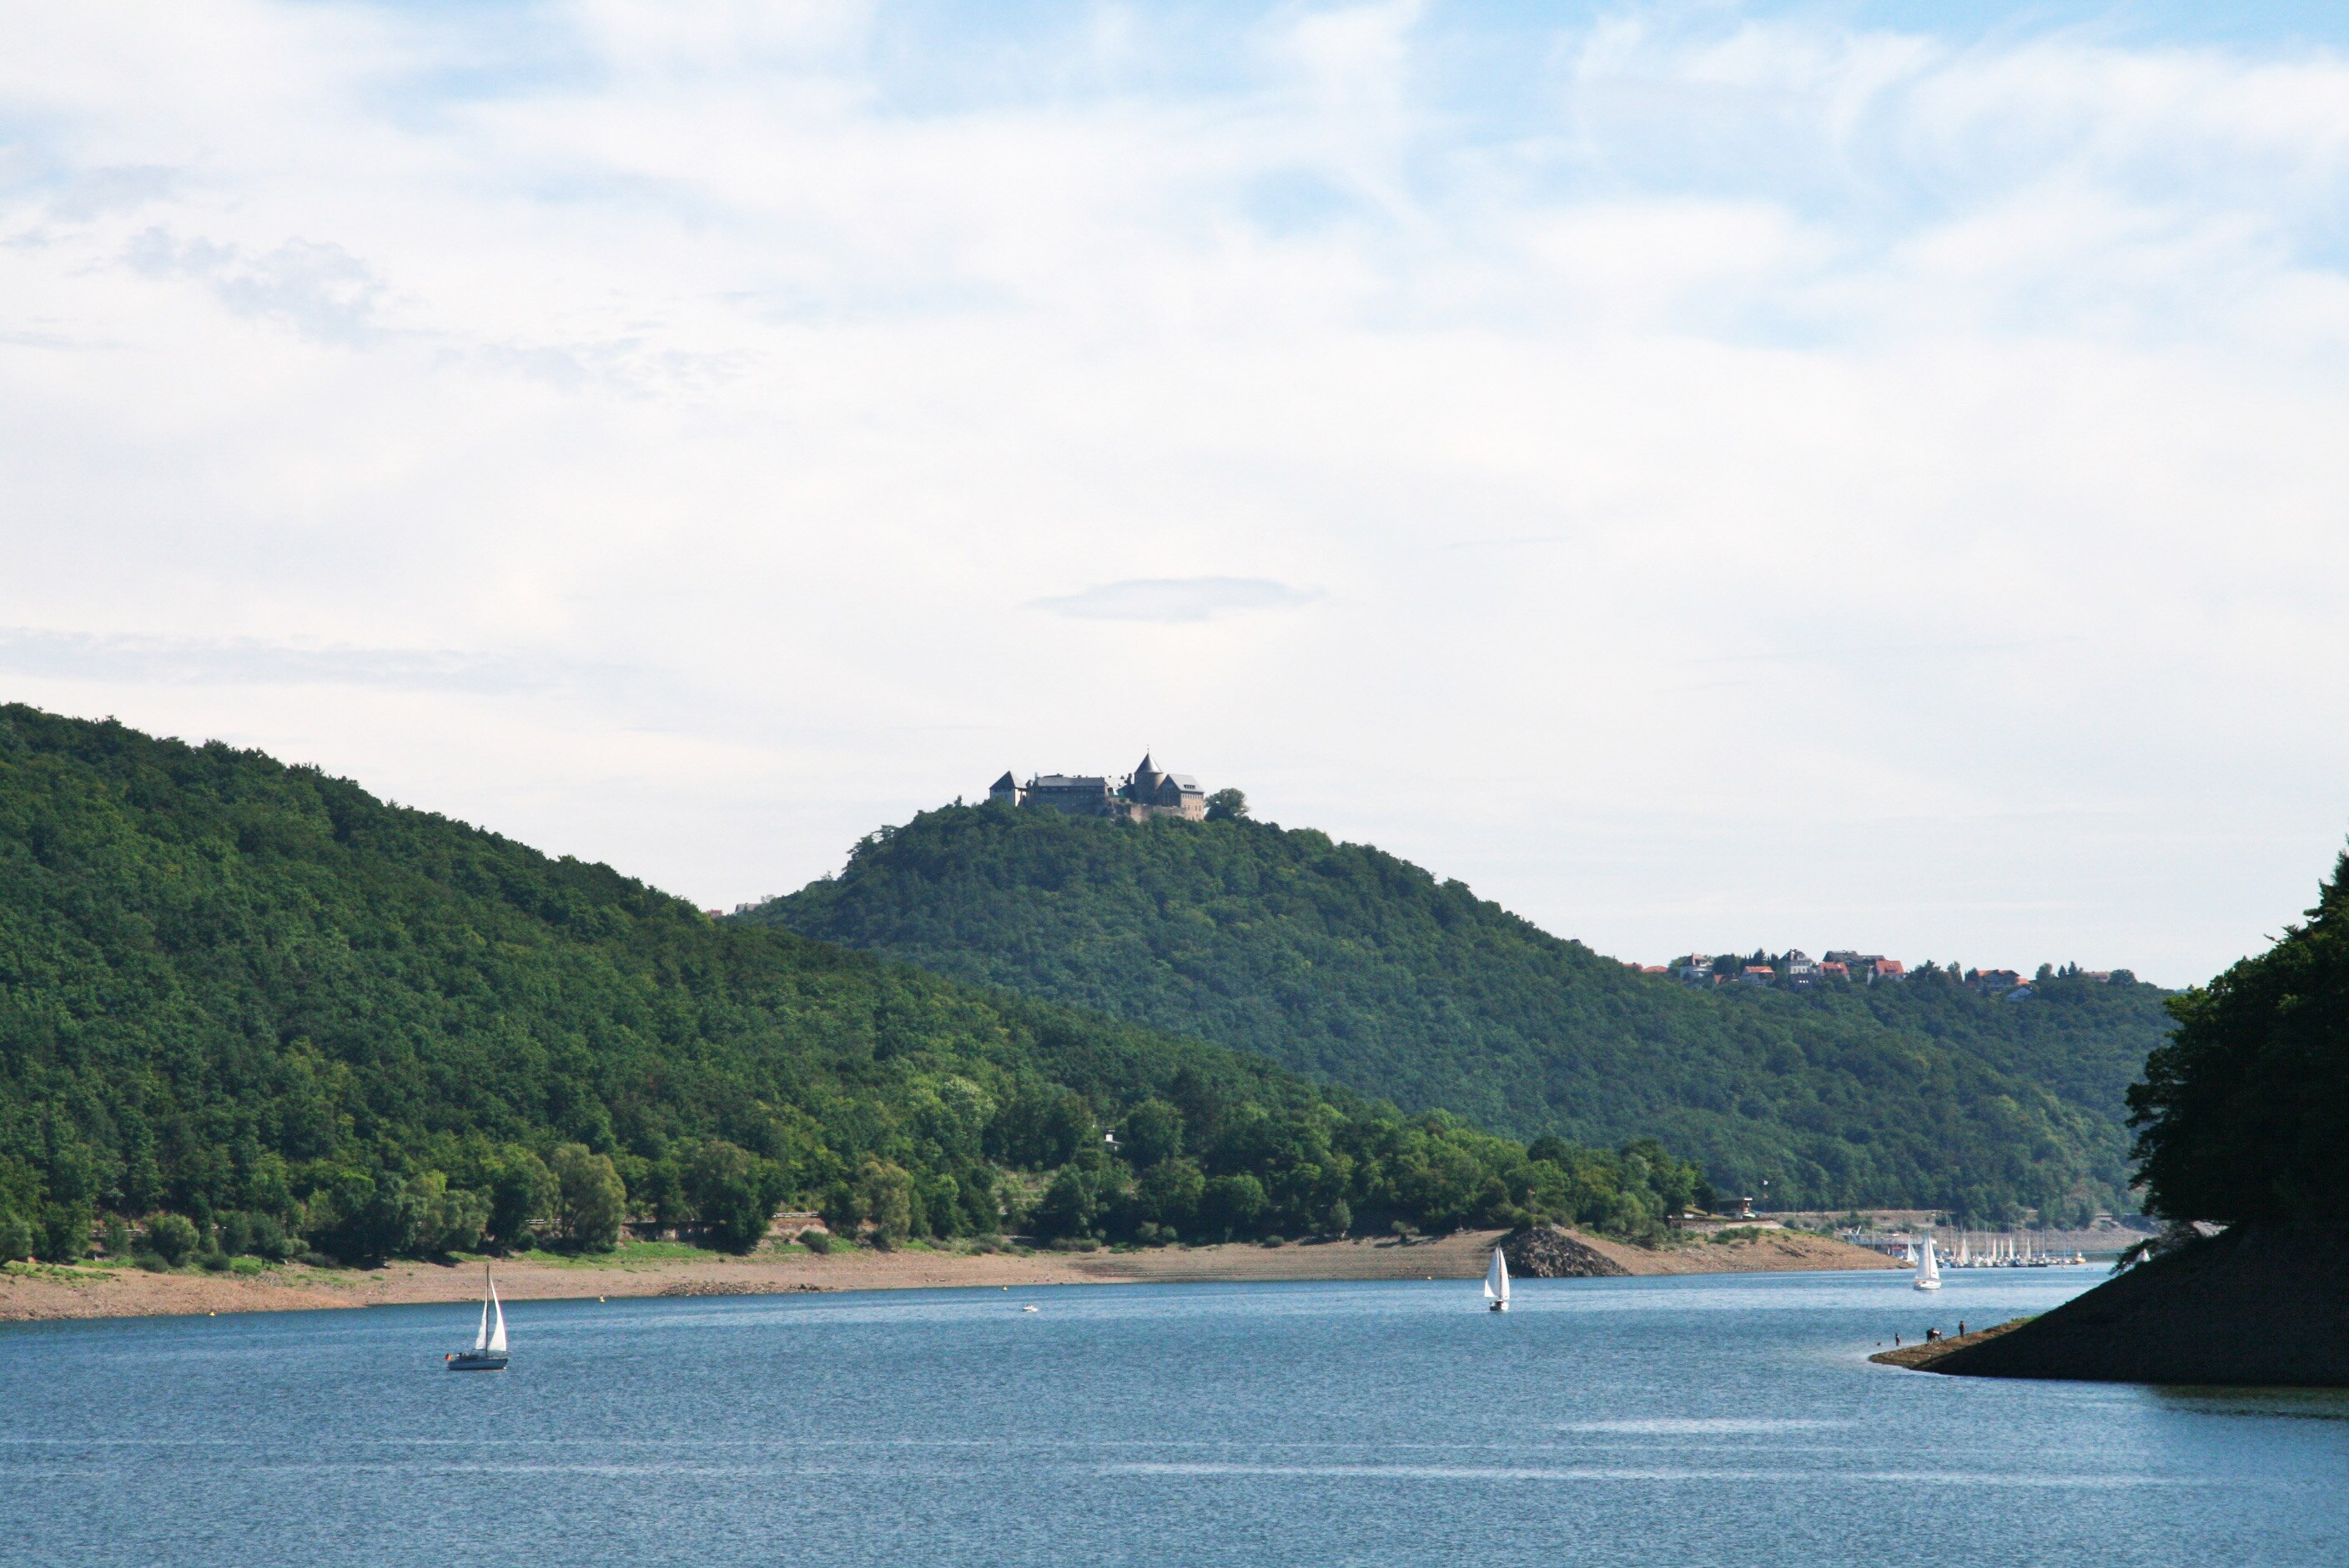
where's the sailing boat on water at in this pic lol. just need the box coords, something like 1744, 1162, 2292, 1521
1484, 1248, 1511, 1313
1913, 1235, 1942, 1292
446, 1266, 510, 1370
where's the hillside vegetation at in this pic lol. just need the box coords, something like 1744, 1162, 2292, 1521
750, 803, 2177, 1221
2130, 847, 2349, 1223
0, 706, 1703, 1267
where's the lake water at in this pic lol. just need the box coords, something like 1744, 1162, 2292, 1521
7, 1267, 2346, 1567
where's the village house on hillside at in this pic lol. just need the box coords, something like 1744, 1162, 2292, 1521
988, 755, 1208, 822
1664, 950, 1912, 987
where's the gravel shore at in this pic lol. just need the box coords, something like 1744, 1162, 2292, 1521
0, 1229, 1897, 1324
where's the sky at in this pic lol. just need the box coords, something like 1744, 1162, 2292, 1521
6, 0, 2349, 986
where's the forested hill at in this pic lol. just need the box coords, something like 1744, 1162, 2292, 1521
747, 802, 2178, 1223
2130, 847, 2349, 1224
0, 706, 1708, 1266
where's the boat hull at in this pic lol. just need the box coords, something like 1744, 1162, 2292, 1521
1488, 1301, 1508, 1312
445, 1352, 510, 1371
1913, 1281, 1941, 1291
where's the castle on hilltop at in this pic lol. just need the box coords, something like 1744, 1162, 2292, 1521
988, 755, 1207, 822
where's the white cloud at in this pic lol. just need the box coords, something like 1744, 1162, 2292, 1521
1032, 576, 1320, 622
2, 2, 2347, 981
126, 230, 385, 342
0, 627, 600, 693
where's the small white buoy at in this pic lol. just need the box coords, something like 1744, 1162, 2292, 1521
1022, 1304, 1038, 1312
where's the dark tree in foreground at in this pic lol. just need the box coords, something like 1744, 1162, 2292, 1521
2130, 848, 2349, 1222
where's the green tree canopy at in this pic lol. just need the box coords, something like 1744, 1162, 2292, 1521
749, 802, 2175, 1219
0, 704, 1714, 1263
2130, 848, 2349, 1222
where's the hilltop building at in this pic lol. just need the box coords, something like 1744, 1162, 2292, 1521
988, 755, 1207, 822
1669, 950, 1912, 985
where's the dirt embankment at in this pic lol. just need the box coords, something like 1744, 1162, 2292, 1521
1899, 1224, 2349, 1388
1869, 1317, 2033, 1370
0, 1227, 1899, 1325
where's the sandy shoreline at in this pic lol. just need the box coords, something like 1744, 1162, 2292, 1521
0, 1229, 1898, 1325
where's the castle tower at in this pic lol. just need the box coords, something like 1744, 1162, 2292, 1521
988, 771, 1021, 806
1130, 753, 1164, 801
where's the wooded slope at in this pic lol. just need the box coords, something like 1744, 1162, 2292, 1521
752, 803, 2175, 1219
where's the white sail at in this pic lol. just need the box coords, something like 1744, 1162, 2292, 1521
1914, 1234, 1941, 1289
487, 1275, 507, 1354
473, 1289, 490, 1353
1484, 1248, 1510, 1303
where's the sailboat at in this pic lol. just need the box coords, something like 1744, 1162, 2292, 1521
1913, 1234, 1942, 1292
1484, 1248, 1511, 1313
446, 1265, 510, 1370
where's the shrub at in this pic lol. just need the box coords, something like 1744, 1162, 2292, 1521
246, 1214, 294, 1261
410, 1174, 490, 1256
145, 1213, 200, 1268
1200, 1173, 1265, 1240
199, 1251, 234, 1273
550, 1144, 626, 1252
0, 1211, 33, 1263
487, 1149, 559, 1253
682, 1139, 780, 1254
799, 1229, 834, 1255
38, 1203, 92, 1263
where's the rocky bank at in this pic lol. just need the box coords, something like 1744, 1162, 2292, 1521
1901, 1224, 2349, 1387
1501, 1226, 1632, 1277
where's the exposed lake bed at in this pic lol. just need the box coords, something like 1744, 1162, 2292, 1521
0, 1226, 1894, 1324
8, 1269, 2344, 1567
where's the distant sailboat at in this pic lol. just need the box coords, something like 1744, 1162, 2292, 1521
1913, 1235, 1942, 1292
446, 1266, 510, 1370
1484, 1248, 1511, 1313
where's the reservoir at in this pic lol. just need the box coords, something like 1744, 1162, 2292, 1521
6, 1268, 2345, 1565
